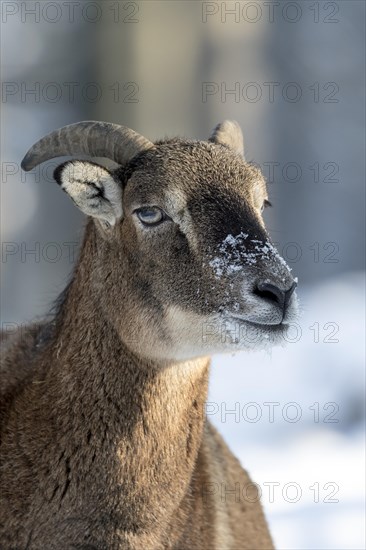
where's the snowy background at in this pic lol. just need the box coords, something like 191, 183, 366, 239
1, 2, 365, 548
210, 272, 365, 549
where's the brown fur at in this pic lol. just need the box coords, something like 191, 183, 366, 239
0, 124, 295, 549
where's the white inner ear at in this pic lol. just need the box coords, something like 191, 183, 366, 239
60, 161, 122, 225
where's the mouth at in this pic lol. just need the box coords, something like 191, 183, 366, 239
227, 315, 290, 344
230, 315, 288, 330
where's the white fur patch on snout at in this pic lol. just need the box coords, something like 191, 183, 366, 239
209, 232, 292, 279
56, 161, 122, 225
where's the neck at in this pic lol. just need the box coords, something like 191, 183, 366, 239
37, 227, 210, 543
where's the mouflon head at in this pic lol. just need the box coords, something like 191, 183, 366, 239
22, 120, 299, 361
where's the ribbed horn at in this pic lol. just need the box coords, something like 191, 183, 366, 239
21, 121, 154, 171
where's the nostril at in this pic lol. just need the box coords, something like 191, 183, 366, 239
284, 281, 297, 307
254, 282, 286, 307
254, 281, 297, 309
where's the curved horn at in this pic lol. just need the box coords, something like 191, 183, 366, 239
21, 121, 154, 171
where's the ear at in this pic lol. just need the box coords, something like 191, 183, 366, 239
209, 120, 245, 158
54, 160, 123, 228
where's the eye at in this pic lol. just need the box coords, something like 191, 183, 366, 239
134, 206, 168, 226
261, 199, 272, 213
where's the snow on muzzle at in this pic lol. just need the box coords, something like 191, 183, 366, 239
208, 232, 299, 325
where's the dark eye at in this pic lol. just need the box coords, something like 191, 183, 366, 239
134, 206, 168, 226
261, 199, 272, 213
